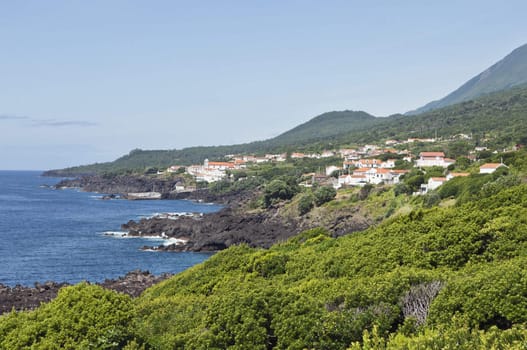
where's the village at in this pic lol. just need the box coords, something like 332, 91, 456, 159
162, 136, 510, 196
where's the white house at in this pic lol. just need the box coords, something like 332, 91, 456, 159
420, 177, 447, 194
321, 150, 335, 158
195, 168, 227, 183
291, 152, 306, 159
416, 152, 455, 168
338, 174, 367, 187
351, 168, 408, 185
479, 163, 507, 174
380, 159, 396, 168
204, 159, 236, 170
344, 158, 382, 169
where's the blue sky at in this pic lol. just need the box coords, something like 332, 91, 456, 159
1, 1, 527, 170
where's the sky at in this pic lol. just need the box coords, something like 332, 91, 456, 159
1, 1, 527, 170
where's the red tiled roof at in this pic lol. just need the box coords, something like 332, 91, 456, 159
420, 152, 445, 157
431, 177, 447, 182
208, 161, 235, 167
376, 168, 391, 174
480, 163, 504, 169
449, 172, 470, 177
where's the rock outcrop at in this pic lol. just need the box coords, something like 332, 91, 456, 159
54, 175, 185, 198
0, 270, 172, 315
123, 203, 372, 252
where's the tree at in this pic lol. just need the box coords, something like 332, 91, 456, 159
298, 192, 315, 215
263, 180, 297, 207
314, 186, 337, 206
454, 157, 471, 170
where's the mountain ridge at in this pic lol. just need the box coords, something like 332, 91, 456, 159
45, 84, 527, 176
407, 43, 527, 114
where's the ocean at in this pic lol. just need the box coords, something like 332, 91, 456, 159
0, 171, 222, 287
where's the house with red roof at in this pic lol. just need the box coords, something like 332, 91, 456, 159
479, 163, 507, 174
416, 152, 455, 168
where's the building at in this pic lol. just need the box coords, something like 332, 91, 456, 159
291, 152, 306, 159
344, 158, 382, 169
415, 152, 455, 168
446, 172, 470, 180
380, 159, 396, 169
204, 159, 236, 170
338, 174, 367, 187
479, 163, 507, 174
420, 177, 447, 194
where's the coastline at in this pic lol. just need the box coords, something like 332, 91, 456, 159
0, 270, 172, 315
53, 174, 373, 253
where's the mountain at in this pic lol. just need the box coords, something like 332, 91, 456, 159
268, 110, 377, 146
44, 110, 379, 175
46, 83, 527, 176
46, 84, 527, 176
47, 84, 527, 176
408, 43, 527, 115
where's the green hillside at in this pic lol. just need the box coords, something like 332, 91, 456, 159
4, 177, 527, 348
46, 84, 527, 176
44, 110, 378, 175
269, 110, 377, 146
337, 83, 527, 147
409, 43, 527, 114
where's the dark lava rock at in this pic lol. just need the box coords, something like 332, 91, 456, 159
53, 174, 185, 198
0, 270, 172, 315
98, 270, 172, 298
123, 206, 301, 252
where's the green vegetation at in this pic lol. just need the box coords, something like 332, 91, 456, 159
17, 56, 527, 348
0, 283, 135, 349
4, 176, 527, 348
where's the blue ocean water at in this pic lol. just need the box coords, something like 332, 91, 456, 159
0, 171, 222, 287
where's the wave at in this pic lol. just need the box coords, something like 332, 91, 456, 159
145, 212, 202, 220
163, 237, 188, 246
101, 231, 187, 246
101, 231, 129, 238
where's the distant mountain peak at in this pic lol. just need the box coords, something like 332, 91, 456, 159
407, 43, 527, 115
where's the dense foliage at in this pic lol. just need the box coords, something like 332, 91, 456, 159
0, 283, 135, 349
5, 182, 527, 348
130, 184, 527, 348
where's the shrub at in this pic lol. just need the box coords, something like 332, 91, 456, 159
298, 192, 315, 215
314, 186, 337, 206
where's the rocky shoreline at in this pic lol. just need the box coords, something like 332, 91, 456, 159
123, 207, 301, 252
0, 270, 172, 315
52, 174, 373, 252
52, 174, 185, 199
4, 173, 374, 313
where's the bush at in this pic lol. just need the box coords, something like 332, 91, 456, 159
423, 192, 441, 208
0, 283, 134, 349
314, 186, 337, 206
263, 179, 298, 207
